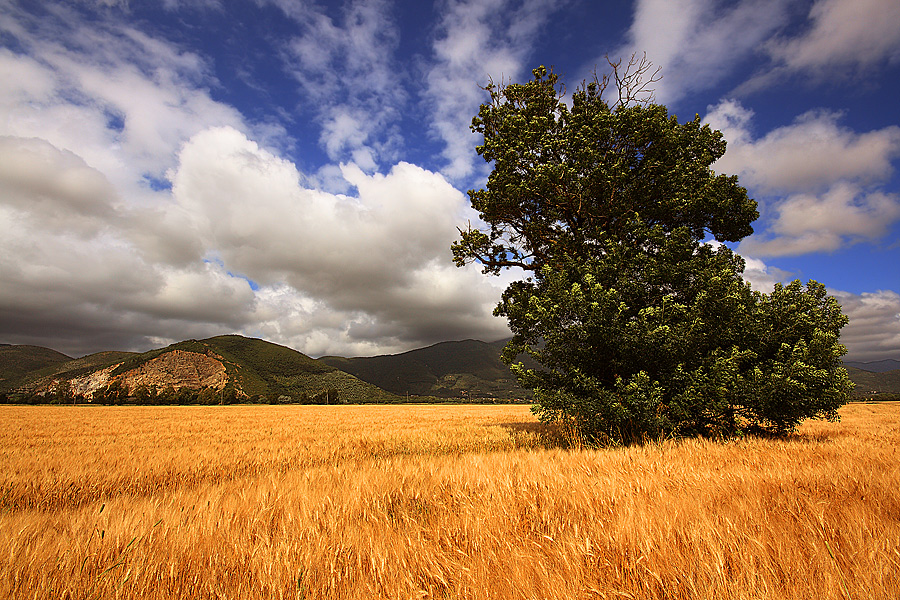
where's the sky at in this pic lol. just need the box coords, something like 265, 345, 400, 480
0, 0, 899, 362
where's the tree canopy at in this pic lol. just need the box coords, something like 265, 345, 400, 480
453, 60, 853, 443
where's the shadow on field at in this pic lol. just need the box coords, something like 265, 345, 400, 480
498, 421, 843, 450
781, 431, 839, 444
498, 421, 574, 449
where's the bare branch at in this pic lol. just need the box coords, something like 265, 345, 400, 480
602, 52, 662, 107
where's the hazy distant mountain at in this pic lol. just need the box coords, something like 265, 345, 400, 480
844, 366, 900, 397
320, 339, 531, 399
843, 359, 900, 373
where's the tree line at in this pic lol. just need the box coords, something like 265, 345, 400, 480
0, 384, 531, 405
0, 381, 344, 405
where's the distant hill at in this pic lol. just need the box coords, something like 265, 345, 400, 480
320, 339, 531, 399
843, 359, 900, 373
6, 335, 899, 403
0, 345, 73, 388
194, 335, 394, 402
845, 366, 900, 397
10, 350, 138, 392
5, 336, 396, 403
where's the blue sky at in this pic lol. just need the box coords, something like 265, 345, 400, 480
1, 0, 898, 361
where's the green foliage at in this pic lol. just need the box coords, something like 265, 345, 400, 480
94, 380, 129, 405
454, 64, 853, 443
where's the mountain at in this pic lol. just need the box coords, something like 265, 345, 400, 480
4, 336, 396, 403
6, 335, 898, 403
320, 339, 531, 399
0, 344, 73, 387
843, 359, 900, 373
9, 350, 139, 393
841, 359, 900, 398
845, 366, 900, 397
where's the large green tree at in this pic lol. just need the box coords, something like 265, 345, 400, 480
453, 60, 853, 443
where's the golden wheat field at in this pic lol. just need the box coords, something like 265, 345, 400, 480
0, 402, 898, 600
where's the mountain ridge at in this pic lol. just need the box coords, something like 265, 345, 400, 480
320, 338, 530, 399
0, 336, 396, 403
843, 359, 900, 373
2, 336, 898, 401
0, 345, 73, 385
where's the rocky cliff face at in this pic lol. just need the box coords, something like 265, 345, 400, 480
70, 364, 119, 397
70, 349, 228, 396
120, 349, 227, 391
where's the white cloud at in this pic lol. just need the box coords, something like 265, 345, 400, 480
0, 125, 511, 356
704, 100, 900, 256
740, 255, 795, 292
768, 0, 900, 73
0, 5, 248, 192
0, 190, 256, 357
320, 108, 380, 170
0, 4, 511, 357
0, 4, 275, 355
425, 0, 562, 180
607, 0, 790, 105
741, 184, 900, 256
274, 0, 404, 171
0, 136, 119, 235
832, 290, 900, 361
0, 139, 258, 354
167, 126, 510, 353
706, 101, 900, 193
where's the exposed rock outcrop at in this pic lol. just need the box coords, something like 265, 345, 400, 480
70, 364, 121, 396
69, 349, 227, 396
120, 350, 227, 391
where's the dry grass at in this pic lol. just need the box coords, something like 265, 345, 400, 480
1, 402, 898, 599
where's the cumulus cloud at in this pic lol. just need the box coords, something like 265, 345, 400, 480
704, 100, 900, 256
0, 126, 512, 357
0, 4, 511, 357
832, 290, 900, 361
740, 255, 796, 292
741, 184, 900, 256
0, 4, 274, 355
0, 138, 259, 355
0, 125, 510, 358
0, 185, 257, 357
0, 4, 249, 193
706, 101, 900, 193
169, 126, 511, 351
0, 136, 119, 235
